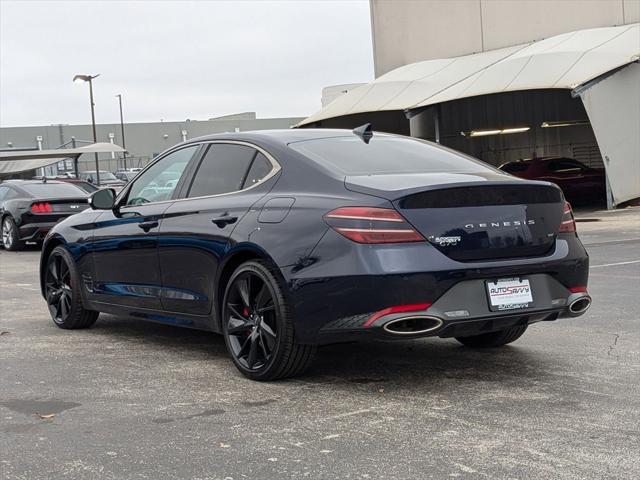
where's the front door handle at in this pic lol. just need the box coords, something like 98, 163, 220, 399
211, 214, 238, 228
138, 220, 159, 232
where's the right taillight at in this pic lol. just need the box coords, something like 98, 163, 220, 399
323, 206, 424, 244
558, 201, 576, 233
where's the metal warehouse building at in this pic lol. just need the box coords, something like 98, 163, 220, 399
0, 112, 303, 175
300, 1, 640, 208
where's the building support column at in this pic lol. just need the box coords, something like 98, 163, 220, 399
407, 107, 436, 140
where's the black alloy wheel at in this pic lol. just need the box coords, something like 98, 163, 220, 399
44, 246, 98, 329
45, 251, 73, 323
2, 217, 23, 251
222, 260, 316, 380
225, 270, 277, 370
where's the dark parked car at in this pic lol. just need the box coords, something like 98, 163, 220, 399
114, 171, 138, 183
499, 157, 606, 205
78, 170, 126, 190
39, 129, 591, 380
0, 180, 89, 251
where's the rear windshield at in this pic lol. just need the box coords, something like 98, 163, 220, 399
80, 171, 117, 181
74, 182, 99, 193
20, 183, 87, 197
289, 136, 495, 175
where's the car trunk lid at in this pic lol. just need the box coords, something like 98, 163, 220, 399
31, 197, 89, 214
50, 198, 90, 213
346, 174, 564, 261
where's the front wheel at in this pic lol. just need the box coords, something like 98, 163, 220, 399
44, 246, 99, 329
455, 324, 528, 348
222, 260, 316, 381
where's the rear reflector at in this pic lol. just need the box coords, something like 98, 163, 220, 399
363, 303, 432, 328
558, 201, 576, 233
31, 202, 53, 213
324, 207, 424, 244
568, 286, 588, 293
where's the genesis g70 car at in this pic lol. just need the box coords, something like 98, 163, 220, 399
39, 128, 591, 380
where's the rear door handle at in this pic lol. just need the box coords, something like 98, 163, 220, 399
211, 214, 238, 228
138, 220, 159, 232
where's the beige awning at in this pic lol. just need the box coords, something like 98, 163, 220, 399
298, 23, 640, 126
0, 142, 126, 174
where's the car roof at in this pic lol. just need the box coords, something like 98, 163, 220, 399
3, 179, 68, 185
186, 128, 382, 146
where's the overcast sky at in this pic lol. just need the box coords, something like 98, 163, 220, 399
0, 0, 373, 127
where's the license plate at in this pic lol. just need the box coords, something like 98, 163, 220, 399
486, 278, 533, 311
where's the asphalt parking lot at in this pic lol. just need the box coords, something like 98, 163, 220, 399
1, 208, 638, 480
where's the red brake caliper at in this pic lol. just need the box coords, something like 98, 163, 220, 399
243, 307, 251, 335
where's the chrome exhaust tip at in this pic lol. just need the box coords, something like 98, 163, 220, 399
383, 316, 443, 335
568, 296, 592, 316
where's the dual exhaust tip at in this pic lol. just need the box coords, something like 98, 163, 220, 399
383, 316, 443, 335
568, 295, 592, 316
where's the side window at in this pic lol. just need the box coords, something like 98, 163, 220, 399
188, 144, 256, 198
125, 145, 198, 206
0, 186, 8, 201
5, 188, 19, 200
242, 153, 273, 189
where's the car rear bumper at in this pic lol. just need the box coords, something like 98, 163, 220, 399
18, 218, 73, 242
285, 231, 590, 344
313, 275, 591, 343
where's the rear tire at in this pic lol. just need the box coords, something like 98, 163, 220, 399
2, 216, 24, 251
455, 325, 528, 348
44, 246, 99, 329
222, 260, 316, 381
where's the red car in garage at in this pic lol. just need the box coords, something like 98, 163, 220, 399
499, 157, 606, 205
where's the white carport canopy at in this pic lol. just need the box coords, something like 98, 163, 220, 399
298, 23, 640, 206
0, 143, 126, 174
299, 23, 639, 125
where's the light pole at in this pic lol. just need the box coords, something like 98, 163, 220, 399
73, 74, 101, 185
115, 94, 127, 170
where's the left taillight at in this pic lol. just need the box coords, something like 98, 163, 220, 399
31, 202, 52, 213
323, 206, 424, 244
558, 201, 576, 233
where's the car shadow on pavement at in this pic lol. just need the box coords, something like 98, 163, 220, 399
88, 314, 554, 389
306, 339, 554, 390
89, 314, 227, 356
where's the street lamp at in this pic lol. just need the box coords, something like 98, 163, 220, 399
115, 94, 127, 170
73, 74, 101, 185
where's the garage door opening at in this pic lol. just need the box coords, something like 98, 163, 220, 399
408, 89, 607, 207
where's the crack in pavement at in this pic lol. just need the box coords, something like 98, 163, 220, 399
607, 333, 620, 360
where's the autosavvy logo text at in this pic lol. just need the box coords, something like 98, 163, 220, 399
489, 285, 531, 296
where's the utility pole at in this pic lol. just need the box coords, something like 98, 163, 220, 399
73, 74, 101, 185
116, 94, 127, 170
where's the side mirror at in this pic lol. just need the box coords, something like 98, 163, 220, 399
89, 188, 116, 210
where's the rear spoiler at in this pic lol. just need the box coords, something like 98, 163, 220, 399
344, 172, 560, 202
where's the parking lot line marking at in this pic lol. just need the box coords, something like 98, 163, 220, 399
591, 260, 640, 268
584, 238, 640, 247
